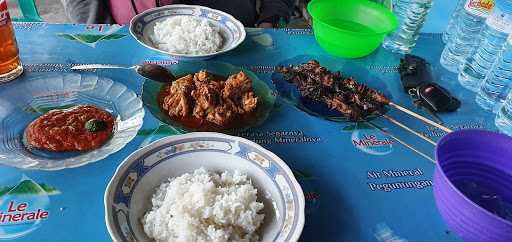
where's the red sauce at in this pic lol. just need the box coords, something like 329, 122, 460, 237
25, 105, 114, 152
158, 75, 258, 132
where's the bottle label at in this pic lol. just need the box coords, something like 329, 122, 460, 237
465, 0, 495, 17
0, 0, 11, 27
487, 7, 512, 33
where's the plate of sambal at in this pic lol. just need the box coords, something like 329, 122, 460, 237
0, 73, 144, 170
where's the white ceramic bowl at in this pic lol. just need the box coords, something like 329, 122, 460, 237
0, 73, 144, 170
105, 132, 305, 241
130, 4, 246, 60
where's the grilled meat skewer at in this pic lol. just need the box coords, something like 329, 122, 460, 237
278, 60, 388, 121
277, 59, 453, 132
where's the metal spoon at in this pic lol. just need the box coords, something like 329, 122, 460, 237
71, 63, 175, 83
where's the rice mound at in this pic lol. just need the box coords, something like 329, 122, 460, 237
151, 16, 224, 55
142, 168, 265, 242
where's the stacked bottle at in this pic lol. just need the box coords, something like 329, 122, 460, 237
440, 0, 495, 73
476, 36, 512, 112
382, 0, 433, 54
443, 0, 469, 43
458, 0, 512, 92
477, 36, 512, 136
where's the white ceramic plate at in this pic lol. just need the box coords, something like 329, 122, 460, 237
105, 132, 305, 242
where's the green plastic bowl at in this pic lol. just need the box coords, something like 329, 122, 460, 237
308, 0, 399, 58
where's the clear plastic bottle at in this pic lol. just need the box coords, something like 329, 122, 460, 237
476, 36, 512, 112
443, 0, 469, 43
495, 90, 512, 135
459, 0, 512, 92
440, 0, 495, 73
382, 0, 433, 54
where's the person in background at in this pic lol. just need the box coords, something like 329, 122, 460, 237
61, 0, 293, 28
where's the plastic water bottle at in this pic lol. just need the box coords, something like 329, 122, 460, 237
443, 0, 469, 43
476, 36, 512, 112
495, 90, 512, 135
382, 0, 433, 54
459, 0, 512, 92
440, 0, 495, 73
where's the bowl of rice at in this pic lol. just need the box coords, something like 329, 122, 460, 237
105, 132, 305, 242
130, 5, 246, 60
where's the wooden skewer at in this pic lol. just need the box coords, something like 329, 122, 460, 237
366, 121, 436, 164
388, 102, 453, 133
381, 114, 437, 146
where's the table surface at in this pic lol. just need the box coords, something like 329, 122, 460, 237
0, 17, 498, 242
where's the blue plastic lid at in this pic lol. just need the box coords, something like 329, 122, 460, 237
495, 0, 512, 15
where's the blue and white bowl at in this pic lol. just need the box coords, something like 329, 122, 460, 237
105, 132, 305, 242
130, 5, 246, 60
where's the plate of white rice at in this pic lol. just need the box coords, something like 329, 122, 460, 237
142, 168, 265, 241
105, 132, 305, 242
151, 16, 223, 55
130, 5, 246, 59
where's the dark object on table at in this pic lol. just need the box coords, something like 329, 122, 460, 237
399, 54, 434, 91
399, 54, 460, 114
136, 63, 176, 83
415, 82, 461, 113
277, 60, 389, 121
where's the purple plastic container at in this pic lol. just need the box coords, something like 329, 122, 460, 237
434, 130, 512, 242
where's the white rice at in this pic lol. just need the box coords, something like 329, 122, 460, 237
142, 168, 265, 242
151, 16, 224, 55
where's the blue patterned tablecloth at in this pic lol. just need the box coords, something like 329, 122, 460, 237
0, 22, 496, 242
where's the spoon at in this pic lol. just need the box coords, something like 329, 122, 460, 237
71, 63, 176, 83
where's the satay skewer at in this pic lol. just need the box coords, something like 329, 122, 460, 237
277, 60, 452, 135
366, 121, 436, 164
388, 102, 453, 133
381, 114, 437, 146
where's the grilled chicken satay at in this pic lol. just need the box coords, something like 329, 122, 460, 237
278, 60, 389, 121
